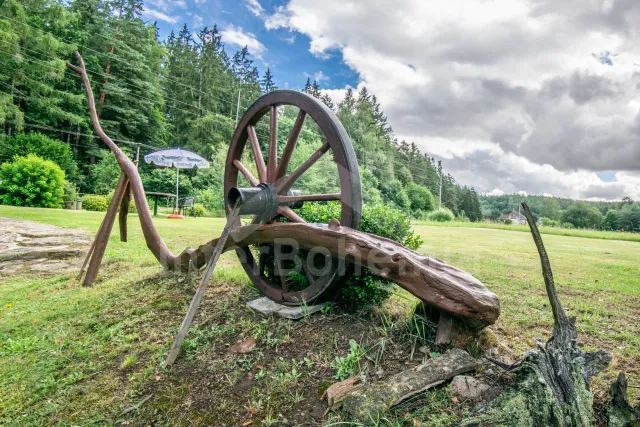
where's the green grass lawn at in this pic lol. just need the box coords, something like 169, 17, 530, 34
1, 205, 639, 426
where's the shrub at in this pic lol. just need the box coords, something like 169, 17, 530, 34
407, 183, 437, 213
82, 195, 108, 211
3, 132, 79, 181
196, 188, 224, 212
561, 222, 575, 229
300, 201, 423, 310
427, 208, 455, 222
194, 203, 207, 217
0, 154, 65, 208
540, 217, 559, 227
63, 181, 78, 209
87, 153, 121, 195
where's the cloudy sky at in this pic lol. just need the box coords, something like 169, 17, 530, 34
145, 0, 640, 201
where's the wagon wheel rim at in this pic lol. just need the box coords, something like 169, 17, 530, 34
224, 90, 362, 305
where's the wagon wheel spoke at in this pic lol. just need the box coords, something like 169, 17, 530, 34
278, 193, 341, 204
247, 125, 267, 183
233, 159, 259, 186
267, 105, 278, 182
278, 206, 306, 223
275, 110, 306, 180
276, 141, 331, 194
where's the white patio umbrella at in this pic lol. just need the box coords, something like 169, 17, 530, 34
144, 148, 210, 217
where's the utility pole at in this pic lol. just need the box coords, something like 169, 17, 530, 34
234, 89, 241, 126
438, 171, 443, 210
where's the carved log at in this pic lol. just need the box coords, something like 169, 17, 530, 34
173, 223, 500, 324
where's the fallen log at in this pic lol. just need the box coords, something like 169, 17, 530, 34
459, 203, 611, 427
170, 222, 500, 324
336, 348, 479, 422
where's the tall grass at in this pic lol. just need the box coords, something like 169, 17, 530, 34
412, 220, 640, 243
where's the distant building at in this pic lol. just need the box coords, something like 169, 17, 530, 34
499, 210, 527, 225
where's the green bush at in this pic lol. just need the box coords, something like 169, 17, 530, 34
194, 203, 207, 217
63, 181, 78, 209
540, 217, 559, 227
82, 194, 108, 211
0, 154, 65, 208
407, 183, 437, 213
427, 208, 455, 222
561, 222, 575, 229
300, 201, 423, 310
2, 132, 79, 181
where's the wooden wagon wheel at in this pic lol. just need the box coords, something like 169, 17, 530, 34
224, 90, 362, 305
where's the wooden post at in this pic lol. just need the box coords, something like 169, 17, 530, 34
83, 173, 129, 285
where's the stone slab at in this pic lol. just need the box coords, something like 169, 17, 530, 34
246, 296, 327, 320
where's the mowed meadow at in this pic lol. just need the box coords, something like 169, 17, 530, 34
1, 206, 639, 425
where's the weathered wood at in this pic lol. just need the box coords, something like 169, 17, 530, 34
119, 181, 131, 242
171, 222, 500, 324
83, 173, 129, 285
337, 349, 478, 422
435, 311, 454, 345
604, 373, 640, 427
164, 202, 241, 367
460, 203, 611, 427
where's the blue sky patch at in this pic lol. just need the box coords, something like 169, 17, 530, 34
147, 0, 358, 92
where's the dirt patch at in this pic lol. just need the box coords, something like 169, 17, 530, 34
127, 282, 435, 426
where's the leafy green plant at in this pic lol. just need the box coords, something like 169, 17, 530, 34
0, 154, 65, 208
63, 181, 78, 209
2, 133, 79, 181
428, 208, 455, 222
82, 195, 108, 211
331, 339, 366, 380
300, 201, 423, 310
194, 202, 207, 217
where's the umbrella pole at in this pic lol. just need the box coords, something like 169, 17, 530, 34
175, 167, 179, 214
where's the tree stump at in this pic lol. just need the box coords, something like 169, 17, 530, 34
460, 203, 612, 427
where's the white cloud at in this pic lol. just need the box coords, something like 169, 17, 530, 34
221, 24, 266, 58
142, 8, 178, 23
487, 189, 505, 196
245, 0, 264, 17
263, 0, 640, 200
146, 0, 186, 12
314, 71, 328, 82
193, 14, 204, 29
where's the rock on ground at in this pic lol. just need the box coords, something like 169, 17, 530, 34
451, 375, 491, 400
0, 217, 90, 275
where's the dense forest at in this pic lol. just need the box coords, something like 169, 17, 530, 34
481, 194, 640, 232
0, 0, 481, 221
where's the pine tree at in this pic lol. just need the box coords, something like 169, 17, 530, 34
260, 67, 276, 93
303, 77, 312, 93
310, 80, 321, 98
321, 93, 334, 109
